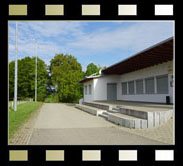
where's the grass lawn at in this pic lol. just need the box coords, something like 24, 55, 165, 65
9, 102, 42, 139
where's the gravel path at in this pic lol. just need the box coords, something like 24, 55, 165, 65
28, 103, 168, 145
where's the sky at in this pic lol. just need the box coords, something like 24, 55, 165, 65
8, 21, 174, 71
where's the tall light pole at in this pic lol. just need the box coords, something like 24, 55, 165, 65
34, 40, 38, 102
14, 22, 18, 111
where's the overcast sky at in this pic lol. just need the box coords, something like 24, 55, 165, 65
8, 21, 174, 71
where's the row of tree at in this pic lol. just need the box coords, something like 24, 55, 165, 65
9, 54, 103, 103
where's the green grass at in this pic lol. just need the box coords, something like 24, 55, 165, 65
9, 102, 42, 139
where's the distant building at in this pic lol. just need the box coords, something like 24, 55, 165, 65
80, 37, 174, 104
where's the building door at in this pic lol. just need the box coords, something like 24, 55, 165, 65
107, 83, 117, 101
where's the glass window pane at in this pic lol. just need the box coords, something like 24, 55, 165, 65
128, 81, 135, 94
85, 86, 87, 95
136, 79, 143, 94
157, 75, 168, 94
122, 82, 127, 95
89, 85, 92, 95
145, 77, 154, 94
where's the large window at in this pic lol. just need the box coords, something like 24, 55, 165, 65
122, 82, 127, 95
85, 85, 87, 95
157, 75, 168, 94
136, 79, 143, 94
89, 84, 92, 95
145, 77, 155, 94
128, 81, 135, 94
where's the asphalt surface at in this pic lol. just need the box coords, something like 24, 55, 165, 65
28, 103, 166, 145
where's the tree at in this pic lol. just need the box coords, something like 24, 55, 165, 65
50, 54, 84, 103
9, 56, 49, 101
85, 63, 100, 77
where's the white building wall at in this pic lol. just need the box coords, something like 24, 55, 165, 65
117, 61, 173, 103
168, 66, 174, 103
83, 61, 174, 104
83, 80, 94, 102
93, 75, 120, 101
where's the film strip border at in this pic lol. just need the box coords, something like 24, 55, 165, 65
7, 1, 175, 19
7, 149, 175, 162
8, 4, 174, 16
2, 1, 178, 166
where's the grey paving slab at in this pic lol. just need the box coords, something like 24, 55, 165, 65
28, 103, 172, 145
34, 103, 115, 129
29, 127, 166, 145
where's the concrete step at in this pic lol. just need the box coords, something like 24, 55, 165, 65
75, 104, 106, 116
99, 113, 109, 119
102, 111, 110, 115
112, 107, 120, 111
99, 111, 114, 119
117, 106, 148, 119
77, 102, 173, 129
83, 102, 112, 111
117, 106, 174, 128
108, 113, 148, 129
108, 109, 120, 113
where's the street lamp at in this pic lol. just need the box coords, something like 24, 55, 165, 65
14, 22, 18, 111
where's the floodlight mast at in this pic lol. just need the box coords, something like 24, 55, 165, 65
14, 22, 18, 111
35, 40, 38, 102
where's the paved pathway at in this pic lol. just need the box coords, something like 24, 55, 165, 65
28, 103, 171, 145
9, 104, 42, 145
